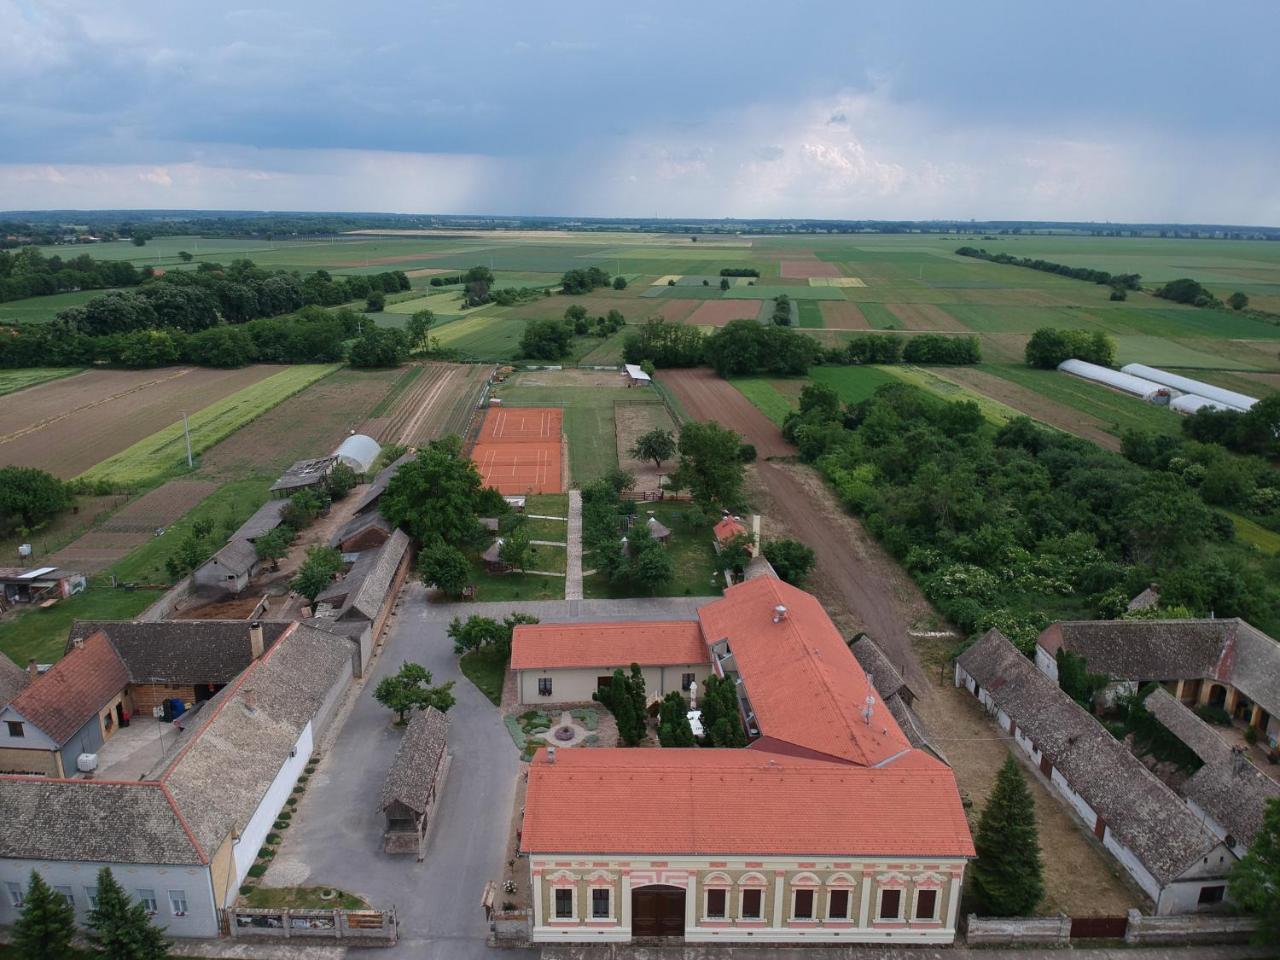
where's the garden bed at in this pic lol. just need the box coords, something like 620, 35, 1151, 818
504, 708, 599, 761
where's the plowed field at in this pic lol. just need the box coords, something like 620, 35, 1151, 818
372, 362, 492, 446
779, 258, 841, 278
818, 301, 870, 329
885, 303, 967, 331
687, 300, 767, 327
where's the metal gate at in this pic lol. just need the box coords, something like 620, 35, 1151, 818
1070, 915, 1128, 939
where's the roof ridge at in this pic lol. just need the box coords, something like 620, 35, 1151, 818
160, 781, 209, 864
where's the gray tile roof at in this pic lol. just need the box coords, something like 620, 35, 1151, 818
0, 656, 30, 710
352, 451, 414, 515
852, 636, 910, 704
381, 707, 449, 815
885, 694, 947, 765
270, 456, 336, 493
204, 537, 259, 577
1143, 688, 1230, 764
343, 529, 409, 622
234, 499, 290, 541
66, 620, 291, 685
958, 629, 1222, 886
1127, 585, 1161, 612
329, 512, 392, 549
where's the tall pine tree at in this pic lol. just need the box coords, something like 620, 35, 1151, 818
14, 871, 76, 960
86, 866, 171, 960
1230, 796, 1280, 944
971, 755, 1045, 916
657, 690, 695, 747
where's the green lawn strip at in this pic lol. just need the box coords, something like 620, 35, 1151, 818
525, 516, 567, 541
797, 300, 823, 328
582, 502, 720, 599
1225, 511, 1280, 554
521, 543, 567, 574
730, 378, 796, 426
1189, 370, 1278, 398
857, 302, 901, 329
77, 364, 340, 487
882, 366, 1021, 424
0, 367, 84, 395
523, 493, 568, 516
367, 364, 424, 418
981, 362, 1183, 437
0, 289, 126, 324
808, 365, 914, 404
460, 648, 507, 706
722, 285, 845, 301
467, 560, 564, 601
0, 587, 164, 667
240, 886, 369, 910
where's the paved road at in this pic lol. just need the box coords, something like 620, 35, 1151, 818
565, 489, 583, 600
265, 589, 714, 960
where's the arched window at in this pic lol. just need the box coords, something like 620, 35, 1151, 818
825, 873, 856, 921
738, 872, 767, 921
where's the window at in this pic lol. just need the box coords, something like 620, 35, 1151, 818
6, 882, 22, 908
878, 888, 902, 920
591, 887, 610, 919
792, 888, 815, 920
86, 887, 98, 909
1198, 885, 1226, 905
596, 676, 612, 692
740, 888, 763, 919
137, 889, 158, 914
553, 888, 573, 919
915, 888, 938, 920
103, 711, 113, 732
682, 673, 696, 691
54, 886, 74, 907
169, 890, 188, 916
5, 721, 23, 738
538, 677, 553, 697
828, 888, 850, 920
705, 887, 727, 919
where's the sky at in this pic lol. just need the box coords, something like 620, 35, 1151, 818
1, 0, 1278, 223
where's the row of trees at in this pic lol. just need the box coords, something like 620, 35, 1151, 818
1179, 395, 1280, 461
14, 867, 170, 960
560, 266, 613, 294
719, 267, 760, 277
0, 246, 143, 303
956, 246, 1141, 292
1024, 327, 1117, 369
592, 662, 747, 748
771, 294, 793, 325
517, 307, 626, 360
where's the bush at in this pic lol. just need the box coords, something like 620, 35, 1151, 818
258, 846, 274, 859
240, 885, 254, 896
266, 833, 281, 844
738, 442, 757, 463
248, 864, 268, 878
277, 810, 292, 821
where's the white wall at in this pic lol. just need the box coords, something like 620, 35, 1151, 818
1033, 646, 1058, 681
519, 663, 711, 706
0, 858, 218, 938
229, 722, 312, 901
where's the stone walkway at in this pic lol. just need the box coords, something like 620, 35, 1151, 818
565, 489, 583, 600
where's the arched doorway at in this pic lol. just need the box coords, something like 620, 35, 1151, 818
632, 884, 685, 938
1208, 684, 1227, 709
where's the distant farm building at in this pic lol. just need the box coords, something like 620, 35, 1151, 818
0, 566, 86, 608
269, 456, 336, 498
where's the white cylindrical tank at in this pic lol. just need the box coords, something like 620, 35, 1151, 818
1057, 359, 1176, 404
1120, 364, 1257, 412
1170, 394, 1236, 416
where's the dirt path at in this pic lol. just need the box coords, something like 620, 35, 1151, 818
938, 367, 1121, 451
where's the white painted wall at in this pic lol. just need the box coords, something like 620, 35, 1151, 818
229, 722, 312, 901
519, 663, 710, 706
1033, 646, 1058, 681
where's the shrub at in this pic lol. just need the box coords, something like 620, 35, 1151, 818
258, 846, 274, 859
266, 833, 281, 845
248, 864, 268, 878
277, 811, 292, 821
240, 885, 254, 896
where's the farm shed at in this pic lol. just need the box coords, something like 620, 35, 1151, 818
312, 529, 411, 669
352, 451, 414, 516
1120, 364, 1257, 412
381, 706, 450, 858
0, 566, 86, 606
956, 630, 1235, 914
1056, 359, 1175, 404
623, 363, 652, 385
333, 433, 382, 475
480, 538, 512, 574
269, 456, 336, 498
330, 512, 393, 554
852, 635, 947, 764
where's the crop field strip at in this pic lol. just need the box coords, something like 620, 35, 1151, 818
372, 362, 493, 445
0, 367, 84, 396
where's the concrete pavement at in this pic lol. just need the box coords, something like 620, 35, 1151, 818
565, 489, 583, 600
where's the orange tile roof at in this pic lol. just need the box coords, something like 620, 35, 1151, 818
522, 746, 974, 858
511, 621, 708, 671
698, 577, 910, 766
714, 516, 748, 543
7, 631, 128, 744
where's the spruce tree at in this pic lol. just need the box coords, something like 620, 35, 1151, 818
657, 691, 695, 747
14, 871, 76, 960
971, 755, 1045, 916
86, 866, 171, 960
1230, 797, 1280, 944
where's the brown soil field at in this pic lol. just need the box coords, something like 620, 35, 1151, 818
656, 368, 790, 458
659, 298, 701, 323
48, 480, 219, 574
779, 258, 841, 279
196, 368, 402, 480
0, 366, 278, 478
403, 267, 455, 278
687, 300, 766, 327
935, 368, 1120, 451
373, 362, 492, 446
615, 402, 677, 495
818, 301, 870, 329
885, 303, 968, 331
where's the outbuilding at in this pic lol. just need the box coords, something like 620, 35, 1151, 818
381, 707, 450, 858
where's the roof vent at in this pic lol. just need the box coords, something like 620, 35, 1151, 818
547, 746, 557, 764
772, 605, 788, 623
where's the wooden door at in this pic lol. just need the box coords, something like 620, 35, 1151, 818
631, 885, 685, 938
1039, 754, 1052, 777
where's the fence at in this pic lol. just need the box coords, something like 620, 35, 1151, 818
226, 905, 397, 944
966, 911, 1259, 947
1123, 908, 1258, 945
965, 914, 1070, 946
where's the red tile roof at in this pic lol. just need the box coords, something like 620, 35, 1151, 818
7, 631, 128, 744
698, 577, 910, 766
714, 516, 747, 543
523, 746, 974, 858
511, 621, 709, 671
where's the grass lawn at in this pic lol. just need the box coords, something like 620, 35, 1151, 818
730, 378, 797, 426
460, 647, 507, 705
1, 586, 164, 667
981, 363, 1183, 437
0, 288, 125, 325
240, 886, 369, 910
524, 493, 568, 516
797, 299, 823, 328
1226, 511, 1280, 554
583, 501, 720, 599
855, 302, 901, 329
525, 516, 567, 541
808, 365, 906, 404
430, 313, 528, 358
78, 364, 340, 486
886, 366, 1023, 424
468, 559, 564, 601
0, 367, 83, 395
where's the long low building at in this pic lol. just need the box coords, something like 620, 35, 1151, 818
521, 577, 973, 945
956, 630, 1235, 915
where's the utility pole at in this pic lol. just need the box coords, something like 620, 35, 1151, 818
182, 412, 193, 468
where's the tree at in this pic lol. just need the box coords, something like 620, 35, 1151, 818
1056, 649, 1108, 708
657, 690, 695, 747
762, 538, 815, 586
630, 533, 674, 593
417, 537, 471, 597
498, 524, 532, 571
448, 611, 539, 660
14, 871, 76, 960
366, 290, 386, 312
669, 421, 746, 509
131, 235, 147, 247
254, 527, 292, 571
0, 466, 72, 534
325, 461, 358, 499
407, 309, 434, 350
292, 545, 343, 601
349, 327, 408, 367
86, 866, 171, 960
719, 277, 730, 291
970, 755, 1045, 916
718, 531, 755, 576
1228, 291, 1250, 311
178, 250, 193, 262
1230, 797, 1280, 944
612, 275, 627, 290
381, 435, 494, 546
629, 428, 676, 471
519, 317, 574, 360
374, 662, 456, 723
593, 664, 647, 745
699, 673, 747, 747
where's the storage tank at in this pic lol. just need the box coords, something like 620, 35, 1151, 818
1120, 364, 1257, 412
1170, 394, 1236, 416
1057, 359, 1177, 404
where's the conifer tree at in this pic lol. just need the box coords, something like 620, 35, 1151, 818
971, 755, 1045, 916
1230, 797, 1280, 944
86, 866, 171, 960
657, 690, 695, 747
14, 871, 76, 960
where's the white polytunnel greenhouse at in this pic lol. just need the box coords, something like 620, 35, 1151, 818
1169, 394, 1237, 416
1056, 359, 1177, 404
1119, 363, 1258, 412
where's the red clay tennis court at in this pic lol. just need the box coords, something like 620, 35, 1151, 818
471, 406, 564, 494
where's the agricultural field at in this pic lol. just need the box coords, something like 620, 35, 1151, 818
0, 288, 124, 325
362, 362, 491, 445
0, 367, 83, 396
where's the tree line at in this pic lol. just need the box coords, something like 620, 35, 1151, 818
517, 305, 626, 360
0, 246, 143, 302
956, 246, 1141, 292
1024, 327, 1117, 368
719, 267, 760, 277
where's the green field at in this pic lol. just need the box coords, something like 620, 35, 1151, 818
0, 367, 83, 395
981, 363, 1184, 437
730, 378, 799, 426
78, 364, 339, 486
0, 288, 126, 325
582, 501, 720, 599
808, 366, 905, 404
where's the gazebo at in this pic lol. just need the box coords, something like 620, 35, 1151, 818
481, 539, 513, 574
646, 515, 672, 544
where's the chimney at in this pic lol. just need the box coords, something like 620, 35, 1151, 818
249, 621, 264, 659
1231, 746, 1248, 777
546, 746, 556, 764
71, 637, 84, 650
772, 605, 788, 623
27, 658, 39, 681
